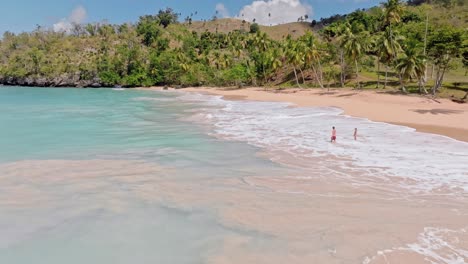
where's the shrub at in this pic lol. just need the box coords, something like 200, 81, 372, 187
250, 23, 260, 34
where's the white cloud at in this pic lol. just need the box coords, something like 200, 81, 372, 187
69, 6, 87, 24
216, 3, 230, 18
238, 0, 312, 25
53, 6, 87, 33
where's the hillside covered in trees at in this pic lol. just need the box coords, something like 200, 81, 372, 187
0, 0, 466, 98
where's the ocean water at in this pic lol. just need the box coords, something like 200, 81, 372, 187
178, 92, 468, 194
0, 87, 288, 263
1, 87, 467, 264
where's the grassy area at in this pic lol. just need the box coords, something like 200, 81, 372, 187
270, 67, 467, 102
187, 19, 314, 40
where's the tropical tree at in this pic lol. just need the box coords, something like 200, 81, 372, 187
374, 27, 403, 88
27, 47, 44, 75
339, 26, 368, 88
249, 31, 274, 84
395, 40, 426, 93
156, 8, 179, 28
462, 49, 468, 76
301, 32, 324, 88
427, 25, 464, 95
136, 15, 163, 46
379, 0, 404, 88
250, 23, 260, 34
285, 36, 305, 87
382, 0, 404, 27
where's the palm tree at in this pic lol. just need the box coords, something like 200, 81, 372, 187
267, 47, 283, 79
221, 53, 231, 69
177, 50, 190, 71
379, 0, 404, 88
212, 51, 221, 69
375, 27, 403, 89
302, 32, 324, 88
250, 32, 272, 84
285, 36, 305, 87
395, 41, 426, 94
271, 48, 283, 72
252, 31, 270, 52
382, 0, 403, 26
339, 27, 368, 89
330, 24, 348, 87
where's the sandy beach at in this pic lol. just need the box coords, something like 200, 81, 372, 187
2, 87, 467, 264
173, 87, 468, 142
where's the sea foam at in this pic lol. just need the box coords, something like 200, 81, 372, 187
176, 92, 468, 194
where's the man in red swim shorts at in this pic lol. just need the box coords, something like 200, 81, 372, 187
331, 126, 336, 143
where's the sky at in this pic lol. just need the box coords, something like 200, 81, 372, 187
0, 0, 382, 34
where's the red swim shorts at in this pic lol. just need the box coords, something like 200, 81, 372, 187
331, 136, 336, 140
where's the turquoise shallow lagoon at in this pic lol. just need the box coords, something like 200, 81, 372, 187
0, 87, 263, 165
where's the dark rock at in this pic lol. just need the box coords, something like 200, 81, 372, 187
36, 78, 47, 86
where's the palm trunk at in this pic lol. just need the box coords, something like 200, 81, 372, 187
311, 65, 324, 89
399, 74, 407, 93
432, 66, 442, 96
418, 79, 428, 94
355, 59, 360, 89
384, 65, 388, 89
430, 64, 434, 80
377, 60, 381, 89
462, 91, 468, 101
298, 67, 306, 84
438, 66, 447, 91
317, 60, 325, 89
418, 79, 423, 94
293, 67, 301, 88
432, 64, 448, 96
432, 66, 440, 96
340, 49, 345, 88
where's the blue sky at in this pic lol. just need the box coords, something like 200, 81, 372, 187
0, 0, 382, 34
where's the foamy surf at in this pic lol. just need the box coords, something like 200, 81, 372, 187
363, 227, 468, 264
176, 91, 468, 195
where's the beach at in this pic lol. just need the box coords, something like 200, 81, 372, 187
1, 87, 467, 264
179, 87, 468, 142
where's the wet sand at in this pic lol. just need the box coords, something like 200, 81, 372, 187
2, 159, 466, 263
174, 87, 468, 142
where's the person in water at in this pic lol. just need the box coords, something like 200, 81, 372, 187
331, 127, 337, 143
354, 128, 357, 140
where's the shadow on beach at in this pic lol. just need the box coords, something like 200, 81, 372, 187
411, 109, 464, 115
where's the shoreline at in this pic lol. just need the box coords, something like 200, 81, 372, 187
145, 86, 468, 142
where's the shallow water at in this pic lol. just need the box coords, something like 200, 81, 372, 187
178, 92, 468, 194
0, 87, 467, 264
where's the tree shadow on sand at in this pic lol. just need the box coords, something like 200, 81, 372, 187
335, 92, 358, 97
411, 109, 464, 115
316, 91, 337, 95
376, 90, 406, 95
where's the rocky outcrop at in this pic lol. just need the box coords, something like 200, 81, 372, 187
0, 74, 105, 88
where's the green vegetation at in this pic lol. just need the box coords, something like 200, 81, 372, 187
249, 23, 260, 34
0, 2, 466, 100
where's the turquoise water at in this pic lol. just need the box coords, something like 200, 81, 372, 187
2, 87, 467, 263
0, 87, 274, 170
0, 87, 288, 263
